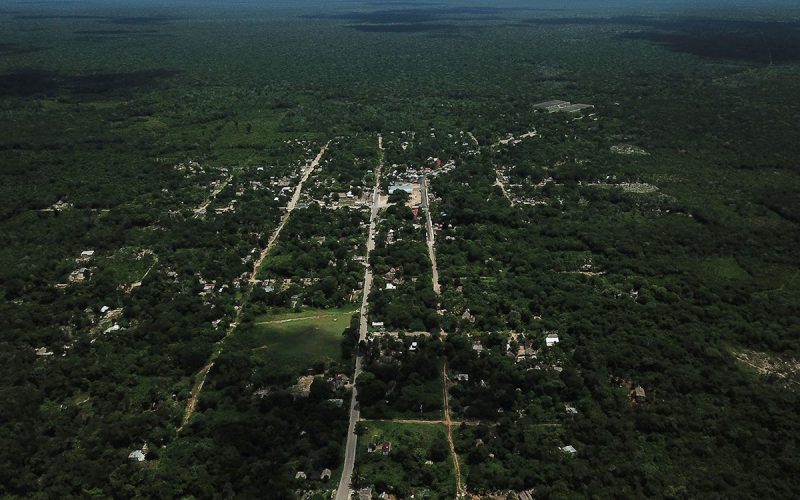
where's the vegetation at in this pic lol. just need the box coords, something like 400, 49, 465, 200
1, 0, 799, 498
358, 335, 444, 420
354, 421, 456, 499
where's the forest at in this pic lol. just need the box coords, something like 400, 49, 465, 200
1, 0, 799, 498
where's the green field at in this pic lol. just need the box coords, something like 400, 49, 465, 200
230, 307, 356, 377
97, 247, 156, 287
701, 256, 750, 281
355, 421, 456, 499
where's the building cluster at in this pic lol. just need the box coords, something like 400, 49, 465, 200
494, 165, 550, 207
62, 250, 96, 285
366, 441, 392, 456
328, 190, 372, 209
173, 159, 204, 175
293, 468, 332, 482
390, 156, 457, 184
493, 129, 538, 148
381, 267, 406, 289
610, 143, 649, 156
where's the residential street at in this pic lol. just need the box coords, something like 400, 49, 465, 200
179, 142, 329, 431
421, 176, 441, 296
336, 135, 383, 500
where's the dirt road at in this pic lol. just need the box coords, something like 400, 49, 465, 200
178, 142, 329, 431
193, 174, 233, 217
442, 361, 466, 498
249, 143, 329, 284
493, 171, 514, 206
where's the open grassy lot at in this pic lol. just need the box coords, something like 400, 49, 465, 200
229, 307, 355, 378
97, 246, 156, 288
355, 420, 456, 499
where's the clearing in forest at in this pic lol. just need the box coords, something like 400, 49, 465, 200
355, 420, 457, 498
232, 307, 356, 378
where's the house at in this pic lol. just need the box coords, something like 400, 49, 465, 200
291, 294, 301, 308
518, 489, 536, 500
128, 450, 146, 462
100, 305, 110, 314
462, 309, 475, 323
103, 323, 122, 334
633, 385, 646, 403
367, 442, 377, 453
104, 324, 121, 334
381, 442, 392, 455
34, 347, 54, 357
80, 250, 95, 258
472, 341, 483, 354
334, 373, 350, 389
409, 341, 418, 352
371, 321, 385, 329
560, 445, 577, 455
565, 404, 579, 415
295, 471, 307, 480
545, 333, 560, 347
320, 468, 332, 481
385, 283, 396, 290
69, 268, 90, 283
456, 373, 469, 382
358, 487, 373, 500
327, 398, 344, 408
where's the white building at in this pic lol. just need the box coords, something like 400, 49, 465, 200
389, 183, 413, 195
545, 333, 560, 347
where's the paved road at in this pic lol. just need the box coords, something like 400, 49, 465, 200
420, 176, 441, 296
336, 135, 383, 500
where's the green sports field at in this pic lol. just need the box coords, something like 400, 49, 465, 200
230, 307, 356, 377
